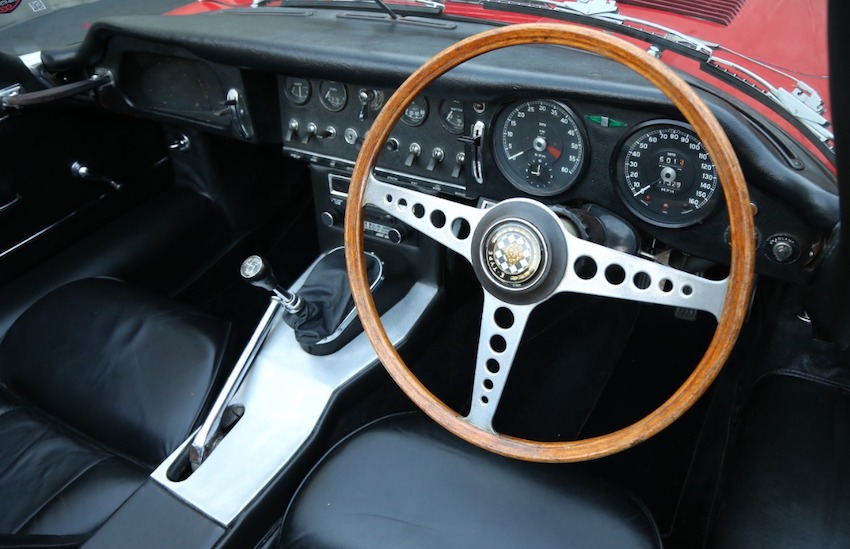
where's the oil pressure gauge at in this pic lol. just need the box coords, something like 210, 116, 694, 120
402, 96, 429, 126
615, 121, 721, 228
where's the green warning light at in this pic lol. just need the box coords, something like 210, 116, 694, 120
585, 115, 628, 128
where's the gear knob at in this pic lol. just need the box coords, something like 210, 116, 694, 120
240, 255, 279, 293
240, 255, 303, 313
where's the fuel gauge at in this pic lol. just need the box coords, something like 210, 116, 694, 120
319, 81, 348, 112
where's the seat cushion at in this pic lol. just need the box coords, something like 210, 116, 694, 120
279, 414, 661, 549
0, 392, 147, 537
0, 277, 231, 540
0, 277, 230, 467
710, 374, 850, 548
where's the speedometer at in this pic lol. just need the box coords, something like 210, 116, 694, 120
615, 121, 721, 228
493, 99, 587, 196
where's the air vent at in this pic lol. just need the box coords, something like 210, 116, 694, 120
619, 0, 746, 26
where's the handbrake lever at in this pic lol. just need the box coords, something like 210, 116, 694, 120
189, 255, 291, 471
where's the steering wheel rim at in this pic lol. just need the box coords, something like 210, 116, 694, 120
345, 23, 755, 463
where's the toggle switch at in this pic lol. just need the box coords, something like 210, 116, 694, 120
426, 148, 444, 171
405, 142, 422, 167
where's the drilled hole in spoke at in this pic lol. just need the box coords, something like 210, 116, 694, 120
633, 272, 651, 290
605, 264, 626, 285
490, 335, 507, 353
430, 210, 446, 228
494, 307, 514, 329
483, 379, 494, 390
384, 194, 393, 204
660, 278, 673, 293
412, 203, 425, 218
682, 285, 693, 296
451, 218, 471, 240
481, 396, 489, 404
574, 256, 597, 280
486, 359, 500, 374
397, 198, 408, 211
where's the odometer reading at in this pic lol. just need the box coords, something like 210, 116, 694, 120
616, 122, 721, 227
493, 99, 587, 196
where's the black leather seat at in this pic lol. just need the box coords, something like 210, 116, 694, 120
277, 414, 661, 549
710, 373, 850, 548
0, 278, 229, 545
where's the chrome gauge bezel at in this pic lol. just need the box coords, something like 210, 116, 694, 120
438, 99, 465, 134
319, 81, 348, 112
492, 99, 588, 197
284, 77, 311, 106
613, 120, 722, 228
401, 96, 429, 127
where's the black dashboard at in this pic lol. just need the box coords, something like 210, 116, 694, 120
69, 8, 839, 284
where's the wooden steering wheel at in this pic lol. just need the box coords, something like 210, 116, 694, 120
344, 24, 755, 462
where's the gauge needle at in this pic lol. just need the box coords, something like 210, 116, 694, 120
546, 145, 562, 160
508, 148, 530, 160
633, 178, 661, 197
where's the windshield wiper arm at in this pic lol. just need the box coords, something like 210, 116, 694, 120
278, 0, 445, 15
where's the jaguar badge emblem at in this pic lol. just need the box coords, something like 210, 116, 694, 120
484, 221, 543, 288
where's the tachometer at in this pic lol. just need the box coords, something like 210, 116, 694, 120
493, 99, 587, 196
615, 121, 721, 228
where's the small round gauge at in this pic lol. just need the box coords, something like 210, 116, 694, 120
439, 99, 464, 134
615, 121, 721, 227
401, 96, 429, 126
319, 81, 348, 112
284, 77, 311, 105
493, 99, 587, 196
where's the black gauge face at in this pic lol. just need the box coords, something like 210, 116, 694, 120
616, 122, 721, 227
401, 96, 429, 126
319, 81, 348, 112
439, 99, 464, 134
284, 77, 311, 105
493, 99, 587, 196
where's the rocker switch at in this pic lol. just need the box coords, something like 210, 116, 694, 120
426, 148, 444, 172
405, 142, 421, 167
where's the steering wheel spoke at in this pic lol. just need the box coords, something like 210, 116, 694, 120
559, 234, 729, 320
363, 174, 485, 262
465, 292, 535, 433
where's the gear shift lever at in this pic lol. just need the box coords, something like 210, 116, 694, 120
240, 255, 303, 313
240, 249, 384, 355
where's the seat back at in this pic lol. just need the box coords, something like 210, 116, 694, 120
0, 277, 230, 467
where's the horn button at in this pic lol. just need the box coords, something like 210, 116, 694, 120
471, 199, 568, 306
483, 221, 545, 289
